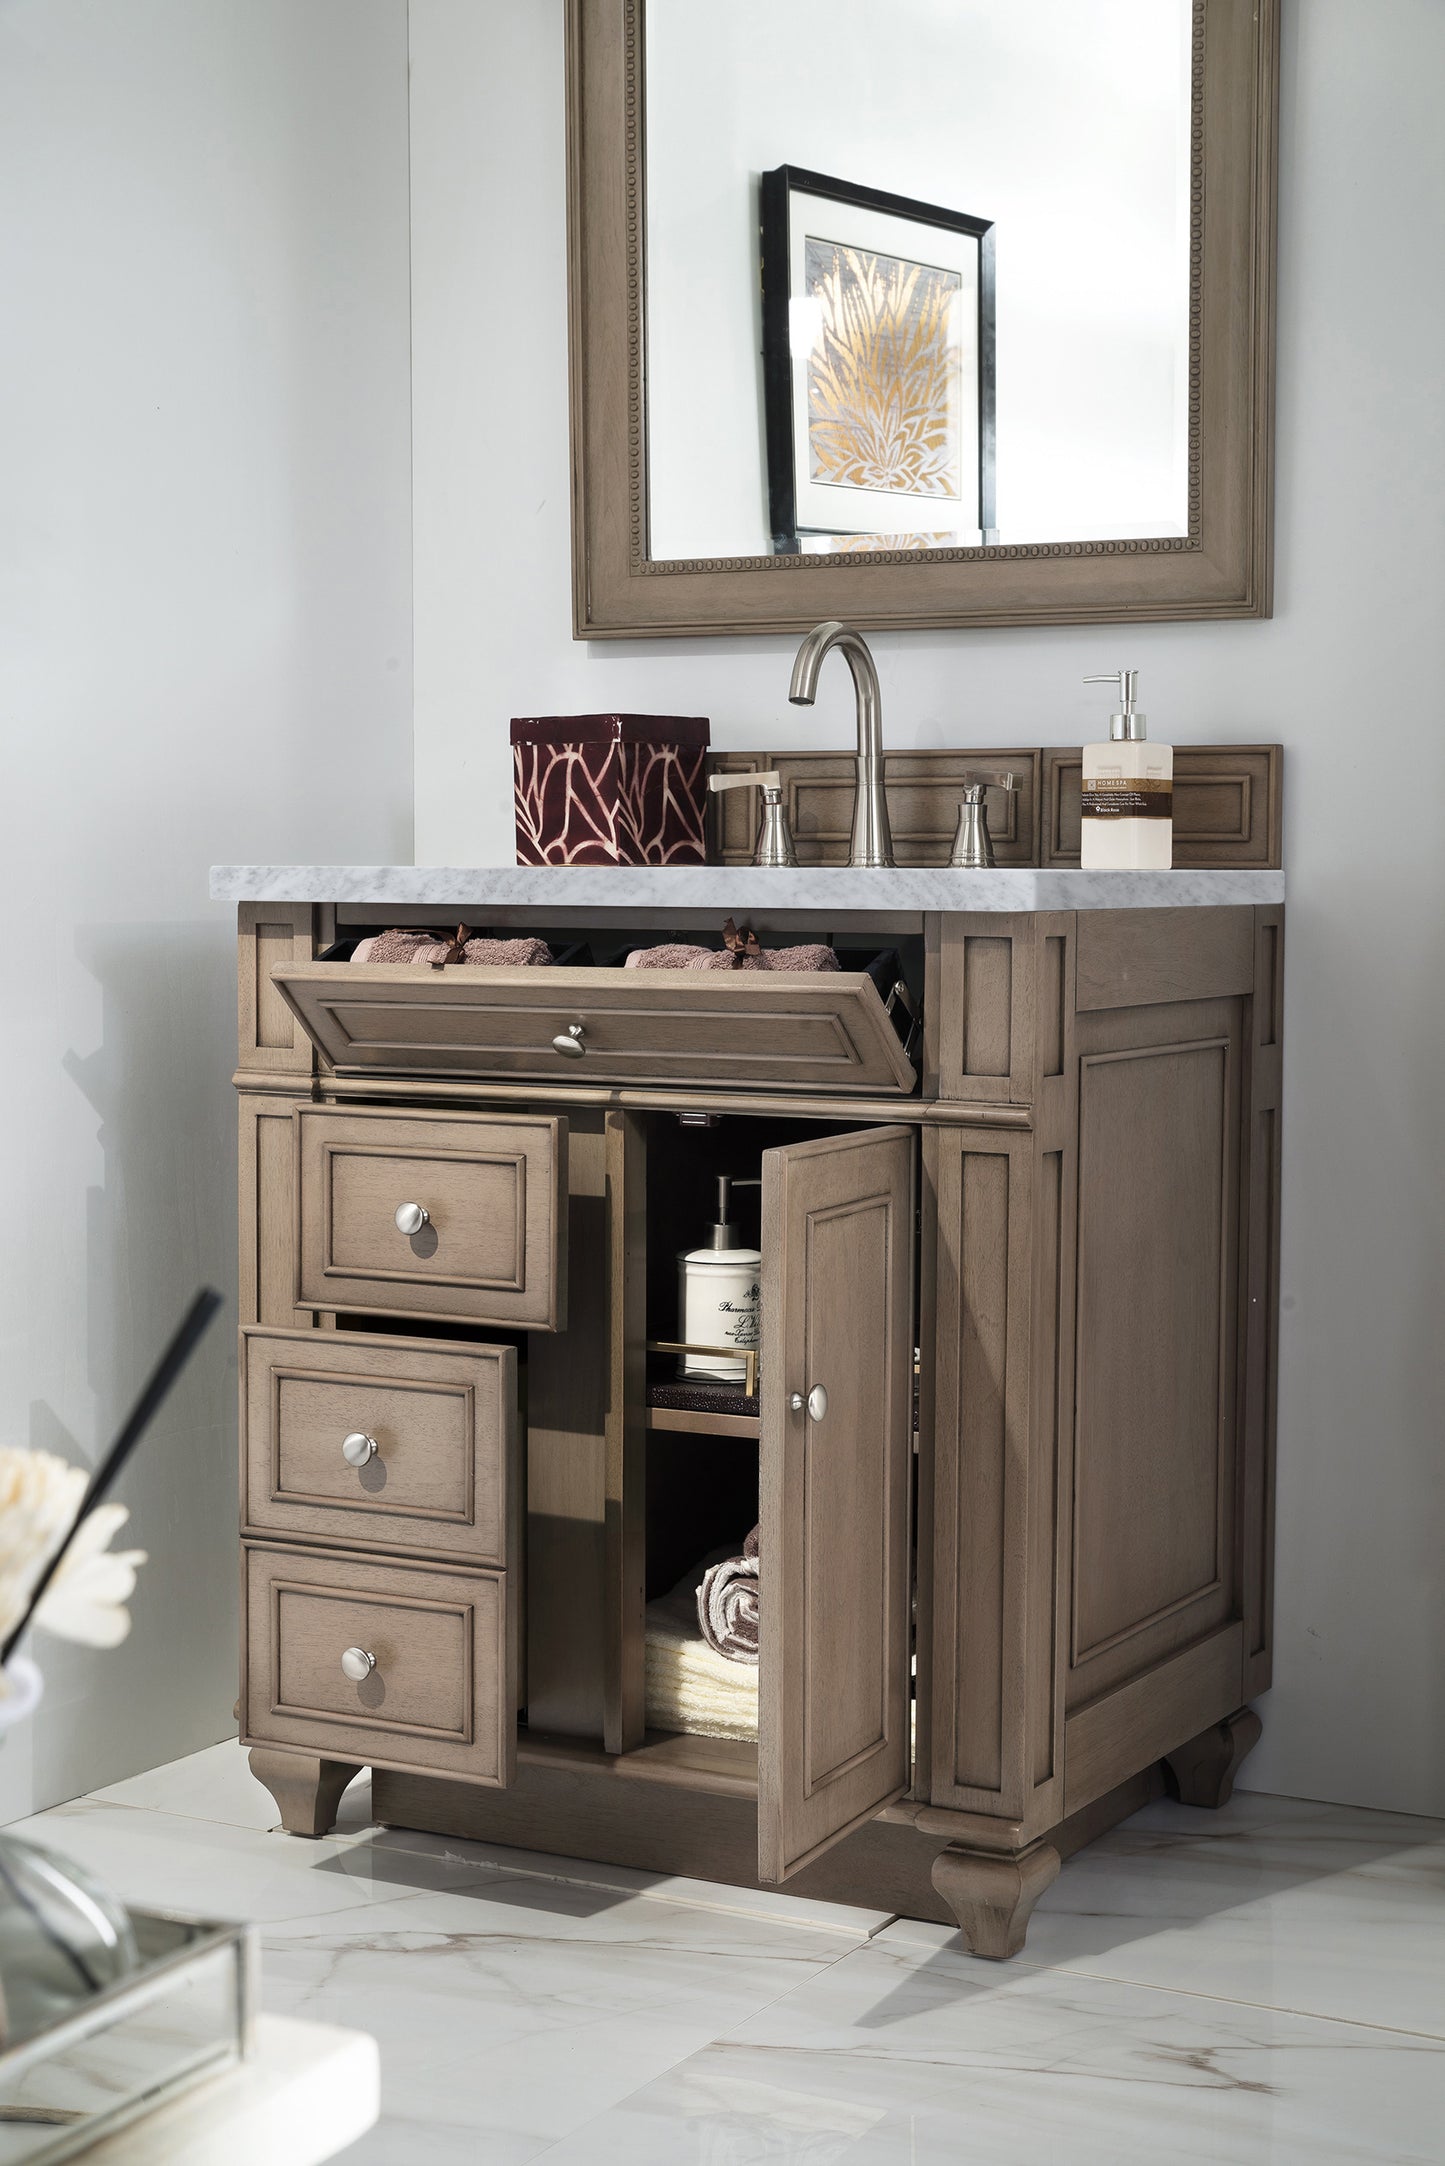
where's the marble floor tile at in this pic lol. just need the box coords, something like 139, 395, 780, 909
254, 1868, 859, 2162
540, 1938, 1445, 2164
365, 1821, 893, 1942
89, 1738, 373, 1835
4, 1796, 447, 1929
886, 1789, 1445, 2038
11, 1753, 1444, 2166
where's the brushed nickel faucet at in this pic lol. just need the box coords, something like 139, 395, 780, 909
788, 620, 895, 869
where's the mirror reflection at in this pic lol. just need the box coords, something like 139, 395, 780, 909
644, 0, 1193, 561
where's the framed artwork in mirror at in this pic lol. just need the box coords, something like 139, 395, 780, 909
565, 0, 1279, 638
760, 168, 997, 555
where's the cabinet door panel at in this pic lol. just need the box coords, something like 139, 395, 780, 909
758, 1126, 915, 1884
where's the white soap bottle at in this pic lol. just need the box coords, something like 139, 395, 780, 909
1080, 670, 1173, 870
678, 1175, 762, 1384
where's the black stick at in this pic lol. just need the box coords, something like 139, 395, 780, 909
1, 1288, 223, 1669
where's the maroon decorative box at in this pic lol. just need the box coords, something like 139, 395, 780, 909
511, 714, 711, 866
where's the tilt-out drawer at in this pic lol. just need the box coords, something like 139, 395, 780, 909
272, 961, 916, 1094
240, 1326, 517, 1565
294, 1104, 567, 1330
242, 1543, 515, 1786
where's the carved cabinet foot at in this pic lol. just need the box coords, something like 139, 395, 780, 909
1164, 1706, 1263, 1809
249, 1748, 361, 1838
930, 1838, 1061, 1960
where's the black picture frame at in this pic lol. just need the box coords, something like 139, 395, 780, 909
760, 165, 996, 555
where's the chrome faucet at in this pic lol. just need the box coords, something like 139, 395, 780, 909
787, 620, 895, 869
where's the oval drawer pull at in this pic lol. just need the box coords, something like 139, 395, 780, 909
340, 1647, 376, 1683
789, 1384, 829, 1422
551, 1023, 587, 1059
393, 1201, 430, 1236
341, 1431, 378, 1468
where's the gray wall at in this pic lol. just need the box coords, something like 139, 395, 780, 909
410, 0, 1445, 1814
0, 0, 412, 1821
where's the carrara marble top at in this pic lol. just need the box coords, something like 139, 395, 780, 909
210, 865, 1284, 912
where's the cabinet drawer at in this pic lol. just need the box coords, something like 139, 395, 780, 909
274, 962, 915, 1095
243, 1544, 515, 1786
241, 1326, 516, 1565
295, 1105, 567, 1330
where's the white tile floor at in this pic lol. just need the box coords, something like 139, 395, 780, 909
13, 1745, 1444, 2163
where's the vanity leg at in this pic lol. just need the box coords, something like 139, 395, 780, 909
930, 1839, 1061, 1960
249, 1748, 361, 1838
1163, 1707, 1263, 1809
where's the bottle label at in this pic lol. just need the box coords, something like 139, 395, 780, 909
1081, 777, 1173, 820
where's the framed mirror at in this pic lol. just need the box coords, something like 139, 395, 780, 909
566, 0, 1278, 637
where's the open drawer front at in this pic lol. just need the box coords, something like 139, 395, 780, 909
272, 961, 917, 1094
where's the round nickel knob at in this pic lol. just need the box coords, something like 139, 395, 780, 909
551, 1022, 587, 1059
342, 1431, 378, 1468
340, 1647, 376, 1683
394, 1201, 429, 1236
789, 1384, 828, 1422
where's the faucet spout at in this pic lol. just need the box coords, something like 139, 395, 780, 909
788, 620, 895, 869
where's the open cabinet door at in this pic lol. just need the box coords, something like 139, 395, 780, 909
758, 1126, 915, 1883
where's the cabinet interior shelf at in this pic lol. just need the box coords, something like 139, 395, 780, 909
645, 1403, 761, 1441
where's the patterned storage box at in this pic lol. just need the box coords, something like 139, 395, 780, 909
511, 714, 710, 865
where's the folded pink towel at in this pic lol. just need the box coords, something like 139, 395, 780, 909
353, 930, 552, 968
697, 1525, 760, 1665
626, 943, 839, 973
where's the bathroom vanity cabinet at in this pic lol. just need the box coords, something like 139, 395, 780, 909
220, 867, 1283, 1957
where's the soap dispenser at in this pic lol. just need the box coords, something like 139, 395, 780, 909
678, 1175, 762, 1383
1080, 670, 1173, 869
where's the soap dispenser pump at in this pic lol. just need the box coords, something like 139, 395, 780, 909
1080, 669, 1174, 869
678, 1175, 762, 1383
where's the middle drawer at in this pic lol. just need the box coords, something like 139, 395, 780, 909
241, 1325, 517, 1566
294, 1104, 568, 1331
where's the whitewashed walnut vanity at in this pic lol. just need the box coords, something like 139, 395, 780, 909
214, 860, 1284, 1958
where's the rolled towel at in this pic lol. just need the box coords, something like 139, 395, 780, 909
353, 930, 553, 967
624, 944, 839, 972
697, 1524, 759, 1665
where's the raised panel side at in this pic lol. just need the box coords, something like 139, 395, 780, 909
927, 1127, 1046, 1822
1241, 905, 1283, 1696
1066, 997, 1244, 1723
933, 915, 1038, 1105
238, 903, 318, 1077
239, 1092, 309, 1328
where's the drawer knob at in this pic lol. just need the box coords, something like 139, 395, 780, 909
393, 1201, 430, 1236
551, 1022, 587, 1059
341, 1431, 378, 1468
789, 1384, 829, 1422
340, 1647, 376, 1683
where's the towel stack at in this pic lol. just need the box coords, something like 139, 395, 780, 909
352, 929, 552, 967
644, 1526, 761, 1743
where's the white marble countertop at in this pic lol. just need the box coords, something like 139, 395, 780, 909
210, 865, 1283, 912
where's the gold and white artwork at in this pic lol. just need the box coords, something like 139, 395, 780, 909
803, 238, 962, 499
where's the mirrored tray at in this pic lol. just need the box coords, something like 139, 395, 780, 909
0, 1907, 254, 2165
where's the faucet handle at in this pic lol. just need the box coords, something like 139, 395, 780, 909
708, 771, 797, 868
708, 770, 783, 796
959, 769, 1018, 795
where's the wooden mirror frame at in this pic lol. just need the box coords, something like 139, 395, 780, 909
566, 0, 1279, 640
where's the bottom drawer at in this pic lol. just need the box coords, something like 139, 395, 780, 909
243, 1544, 515, 1786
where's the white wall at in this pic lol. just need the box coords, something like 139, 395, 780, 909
411, 0, 1445, 1819
646, 0, 1190, 556
0, 0, 412, 1822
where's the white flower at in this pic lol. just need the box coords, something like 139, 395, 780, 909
0, 1446, 88, 1644
36, 1503, 147, 1648
0, 1447, 147, 1652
